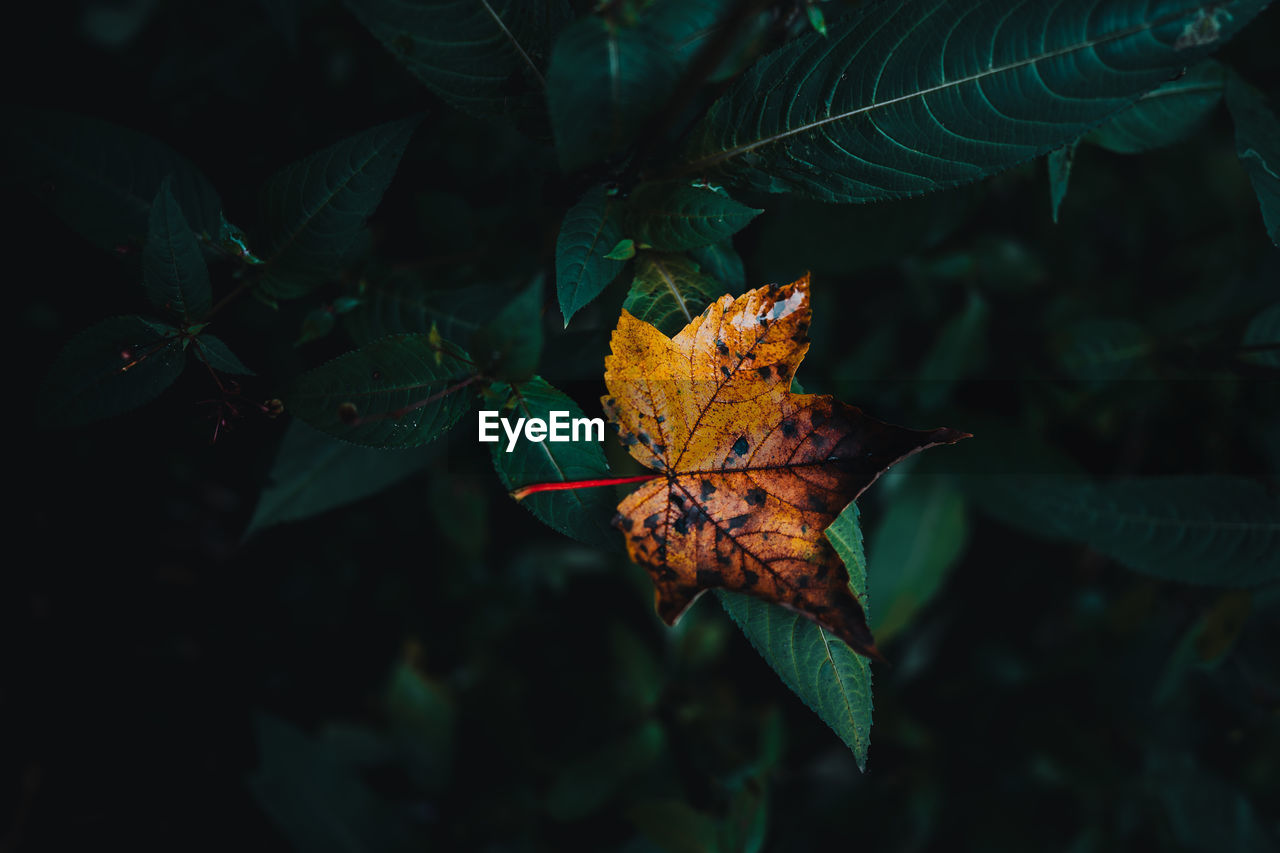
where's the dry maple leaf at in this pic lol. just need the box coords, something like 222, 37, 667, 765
601, 274, 967, 660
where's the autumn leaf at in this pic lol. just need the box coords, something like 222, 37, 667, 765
602, 276, 967, 659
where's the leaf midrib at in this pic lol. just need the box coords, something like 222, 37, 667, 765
686, 2, 1213, 171
266, 126, 405, 266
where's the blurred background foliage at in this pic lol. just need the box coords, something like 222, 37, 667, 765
6, 0, 1279, 851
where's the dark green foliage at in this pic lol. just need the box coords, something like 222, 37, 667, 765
1088, 61, 1228, 153
12, 110, 223, 252
286, 333, 475, 447
21, 0, 1280, 848
143, 178, 212, 322
982, 477, 1280, 586
1226, 72, 1280, 245
193, 334, 255, 376
555, 184, 628, 324
682, 0, 1270, 202
623, 252, 730, 336
246, 420, 438, 535
38, 316, 186, 427
259, 117, 420, 299
490, 377, 616, 549
624, 181, 761, 252
471, 276, 545, 382
345, 0, 571, 133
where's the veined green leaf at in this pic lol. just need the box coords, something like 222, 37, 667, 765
37, 315, 185, 428
1225, 72, 1280, 246
344, 0, 571, 133
867, 477, 968, 642
259, 117, 420, 299
1047, 143, 1077, 224
287, 333, 476, 447
556, 184, 628, 325
246, 420, 438, 536
625, 181, 762, 252
989, 476, 1280, 587
493, 377, 616, 549
547, 0, 733, 171
248, 713, 425, 852
718, 501, 873, 770
681, 0, 1269, 203
144, 177, 211, 322
623, 252, 727, 337
915, 290, 988, 411
687, 240, 745, 291
11, 110, 222, 251
1239, 301, 1280, 368
194, 334, 255, 376
345, 271, 504, 346
471, 276, 544, 381
1088, 60, 1227, 153
548, 14, 673, 171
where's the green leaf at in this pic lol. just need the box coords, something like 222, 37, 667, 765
915, 290, 988, 411
623, 252, 726, 337
384, 655, 456, 794
493, 377, 617, 549
143, 177, 211, 322
246, 420, 438, 536
344, 0, 571, 132
866, 477, 968, 642
625, 181, 762, 252
247, 713, 425, 853
546, 721, 665, 821
1052, 317, 1153, 383
11, 110, 222, 252
1087, 60, 1226, 153
687, 240, 745, 291
345, 271, 504, 345
471, 276, 545, 382
604, 238, 637, 261
717, 501, 873, 770
626, 799, 721, 853
547, 13, 672, 171
987, 476, 1280, 587
287, 333, 476, 447
1047, 143, 1077, 224
193, 334, 255, 376
1225, 72, 1280, 246
1239, 301, 1280, 368
259, 117, 420, 299
556, 184, 628, 325
295, 306, 337, 347
38, 315, 185, 428
681, 0, 1269, 203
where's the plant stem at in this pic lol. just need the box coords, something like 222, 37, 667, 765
510, 473, 659, 502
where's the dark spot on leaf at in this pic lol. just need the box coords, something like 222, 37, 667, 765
700, 479, 716, 498
716, 339, 729, 355
671, 493, 684, 508
655, 414, 665, 424
732, 436, 749, 456
741, 569, 758, 588
654, 444, 666, 454
756, 365, 773, 379
728, 514, 749, 530
673, 515, 689, 535
781, 419, 797, 437
637, 431, 651, 445
644, 513, 661, 529
696, 569, 722, 586
720, 365, 731, 378
745, 488, 767, 507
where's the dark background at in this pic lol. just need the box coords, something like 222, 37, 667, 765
5, 2, 1278, 851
